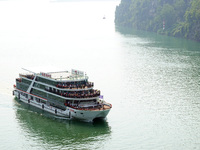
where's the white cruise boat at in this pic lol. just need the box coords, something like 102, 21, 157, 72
13, 68, 112, 122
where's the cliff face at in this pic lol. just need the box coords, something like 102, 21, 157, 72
115, 0, 200, 42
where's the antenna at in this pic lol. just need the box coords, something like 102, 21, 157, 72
21, 68, 36, 75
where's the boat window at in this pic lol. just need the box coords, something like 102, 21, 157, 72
36, 98, 41, 103
41, 100, 46, 104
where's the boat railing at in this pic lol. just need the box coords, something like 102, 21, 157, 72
53, 75, 88, 81
56, 82, 94, 89
31, 99, 66, 114
19, 74, 35, 80
64, 102, 105, 111
45, 88, 100, 99
103, 102, 112, 108
16, 78, 22, 82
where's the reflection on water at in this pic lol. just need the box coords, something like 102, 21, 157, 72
13, 98, 111, 150
112, 26, 200, 149
116, 26, 200, 52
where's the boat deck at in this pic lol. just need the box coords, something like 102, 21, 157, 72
69, 104, 111, 111
49, 71, 71, 80
46, 71, 88, 81
20, 70, 88, 81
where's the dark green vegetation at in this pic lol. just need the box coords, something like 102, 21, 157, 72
115, 0, 200, 42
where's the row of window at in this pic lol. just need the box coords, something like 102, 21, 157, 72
17, 83, 29, 92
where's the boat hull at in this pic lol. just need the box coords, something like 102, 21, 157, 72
13, 89, 110, 122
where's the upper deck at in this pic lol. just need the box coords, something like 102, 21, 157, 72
20, 69, 89, 82
47, 70, 88, 81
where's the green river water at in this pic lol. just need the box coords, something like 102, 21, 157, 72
0, 0, 200, 149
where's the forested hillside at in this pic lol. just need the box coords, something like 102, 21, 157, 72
115, 0, 200, 42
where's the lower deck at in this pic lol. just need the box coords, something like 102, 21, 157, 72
13, 89, 111, 121
68, 104, 111, 111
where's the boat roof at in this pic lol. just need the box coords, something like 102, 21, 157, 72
21, 68, 88, 82
48, 71, 87, 81
49, 71, 71, 80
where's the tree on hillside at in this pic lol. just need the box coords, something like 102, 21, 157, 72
184, 0, 200, 40
115, 0, 200, 41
